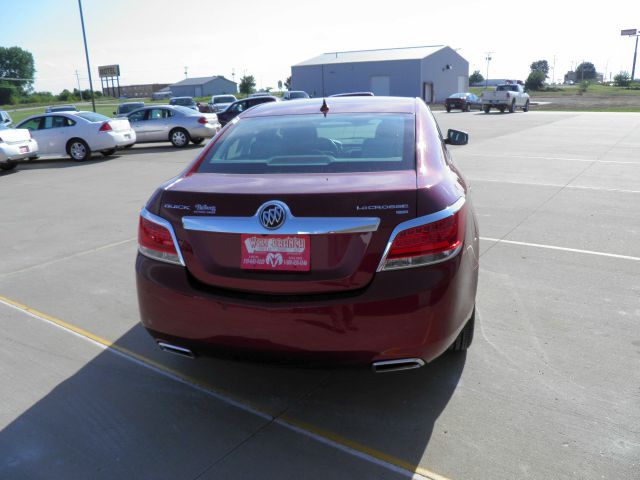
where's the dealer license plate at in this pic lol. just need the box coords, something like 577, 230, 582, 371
240, 234, 310, 271
19, 146, 29, 153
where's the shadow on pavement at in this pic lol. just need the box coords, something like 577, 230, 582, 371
0, 320, 465, 478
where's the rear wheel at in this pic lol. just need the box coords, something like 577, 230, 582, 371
449, 308, 475, 352
170, 128, 190, 148
446, 106, 451, 113
192, 137, 205, 145
0, 160, 17, 171
499, 107, 506, 113
68, 139, 91, 161
508, 100, 516, 113
523, 100, 530, 112
102, 149, 116, 157
483, 105, 490, 114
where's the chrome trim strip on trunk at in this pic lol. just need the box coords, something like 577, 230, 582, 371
140, 208, 186, 266
182, 201, 380, 235
376, 196, 466, 272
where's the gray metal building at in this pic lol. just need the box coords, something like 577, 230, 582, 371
291, 46, 469, 103
169, 76, 237, 97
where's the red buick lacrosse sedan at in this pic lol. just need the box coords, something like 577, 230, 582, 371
136, 96, 479, 372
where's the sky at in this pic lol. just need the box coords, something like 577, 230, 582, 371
1, 0, 638, 94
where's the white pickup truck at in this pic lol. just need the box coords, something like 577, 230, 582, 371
481, 84, 530, 113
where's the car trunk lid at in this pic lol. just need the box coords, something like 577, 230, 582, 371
159, 171, 417, 295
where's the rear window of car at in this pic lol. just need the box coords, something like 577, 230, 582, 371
197, 113, 415, 174
75, 112, 110, 122
289, 92, 309, 99
214, 96, 236, 104
171, 98, 194, 106
118, 103, 144, 114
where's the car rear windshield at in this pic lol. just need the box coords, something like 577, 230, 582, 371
197, 113, 415, 174
449, 93, 467, 99
214, 96, 236, 103
75, 112, 110, 122
289, 92, 309, 99
119, 103, 144, 113
172, 106, 198, 115
497, 85, 519, 92
172, 98, 194, 105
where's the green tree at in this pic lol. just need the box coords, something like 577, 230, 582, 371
0, 84, 17, 105
613, 71, 631, 87
469, 70, 484, 85
58, 89, 72, 101
575, 62, 597, 81
530, 60, 549, 78
0, 46, 35, 94
239, 75, 256, 95
284, 76, 292, 90
525, 71, 546, 91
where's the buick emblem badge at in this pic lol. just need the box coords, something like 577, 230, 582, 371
259, 202, 286, 230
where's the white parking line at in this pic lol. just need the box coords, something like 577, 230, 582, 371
470, 178, 640, 194
480, 237, 640, 262
462, 153, 638, 165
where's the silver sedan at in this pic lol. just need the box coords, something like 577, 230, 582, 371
126, 105, 220, 147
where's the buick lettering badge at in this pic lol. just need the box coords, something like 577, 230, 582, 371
259, 203, 286, 230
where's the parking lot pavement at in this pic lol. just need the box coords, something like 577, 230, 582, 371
1, 113, 639, 479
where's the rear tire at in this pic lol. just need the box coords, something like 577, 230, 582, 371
192, 137, 205, 145
68, 139, 91, 162
483, 105, 490, 114
170, 128, 190, 148
523, 100, 530, 112
449, 308, 475, 352
0, 160, 17, 171
102, 149, 116, 157
508, 100, 516, 113
499, 107, 506, 113
446, 106, 451, 113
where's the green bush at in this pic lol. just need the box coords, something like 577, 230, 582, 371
613, 72, 631, 88
578, 81, 590, 94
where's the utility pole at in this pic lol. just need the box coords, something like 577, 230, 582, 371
552, 55, 556, 84
77, 0, 96, 112
484, 52, 493, 89
74, 70, 83, 101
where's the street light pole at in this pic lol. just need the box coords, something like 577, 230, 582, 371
77, 0, 96, 112
621, 28, 639, 82
485, 52, 493, 89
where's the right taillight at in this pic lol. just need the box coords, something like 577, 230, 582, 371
379, 202, 465, 271
138, 210, 183, 265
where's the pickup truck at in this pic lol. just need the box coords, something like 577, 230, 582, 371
481, 84, 530, 113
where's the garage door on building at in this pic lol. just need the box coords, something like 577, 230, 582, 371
370, 76, 390, 96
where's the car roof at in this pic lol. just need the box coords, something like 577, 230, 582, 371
242, 96, 417, 117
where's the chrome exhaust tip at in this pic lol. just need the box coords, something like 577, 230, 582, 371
371, 358, 425, 373
157, 341, 196, 359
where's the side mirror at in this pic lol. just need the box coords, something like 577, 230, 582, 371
444, 129, 469, 146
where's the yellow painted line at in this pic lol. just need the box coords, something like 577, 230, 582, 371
0, 293, 452, 480
279, 415, 451, 480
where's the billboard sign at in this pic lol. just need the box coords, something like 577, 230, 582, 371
98, 64, 120, 77
621, 29, 637, 36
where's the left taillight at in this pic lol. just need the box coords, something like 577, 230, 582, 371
379, 201, 465, 271
197, 116, 207, 124
138, 210, 184, 266
99, 121, 112, 132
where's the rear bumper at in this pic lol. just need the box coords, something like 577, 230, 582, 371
0, 139, 39, 162
93, 130, 137, 151
188, 124, 220, 138
135, 241, 478, 365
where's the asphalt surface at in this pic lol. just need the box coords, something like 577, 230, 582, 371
1, 111, 638, 480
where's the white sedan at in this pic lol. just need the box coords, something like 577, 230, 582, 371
15, 111, 136, 161
0, 124, 39, 171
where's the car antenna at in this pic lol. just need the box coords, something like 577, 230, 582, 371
320, 99, 329, 117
